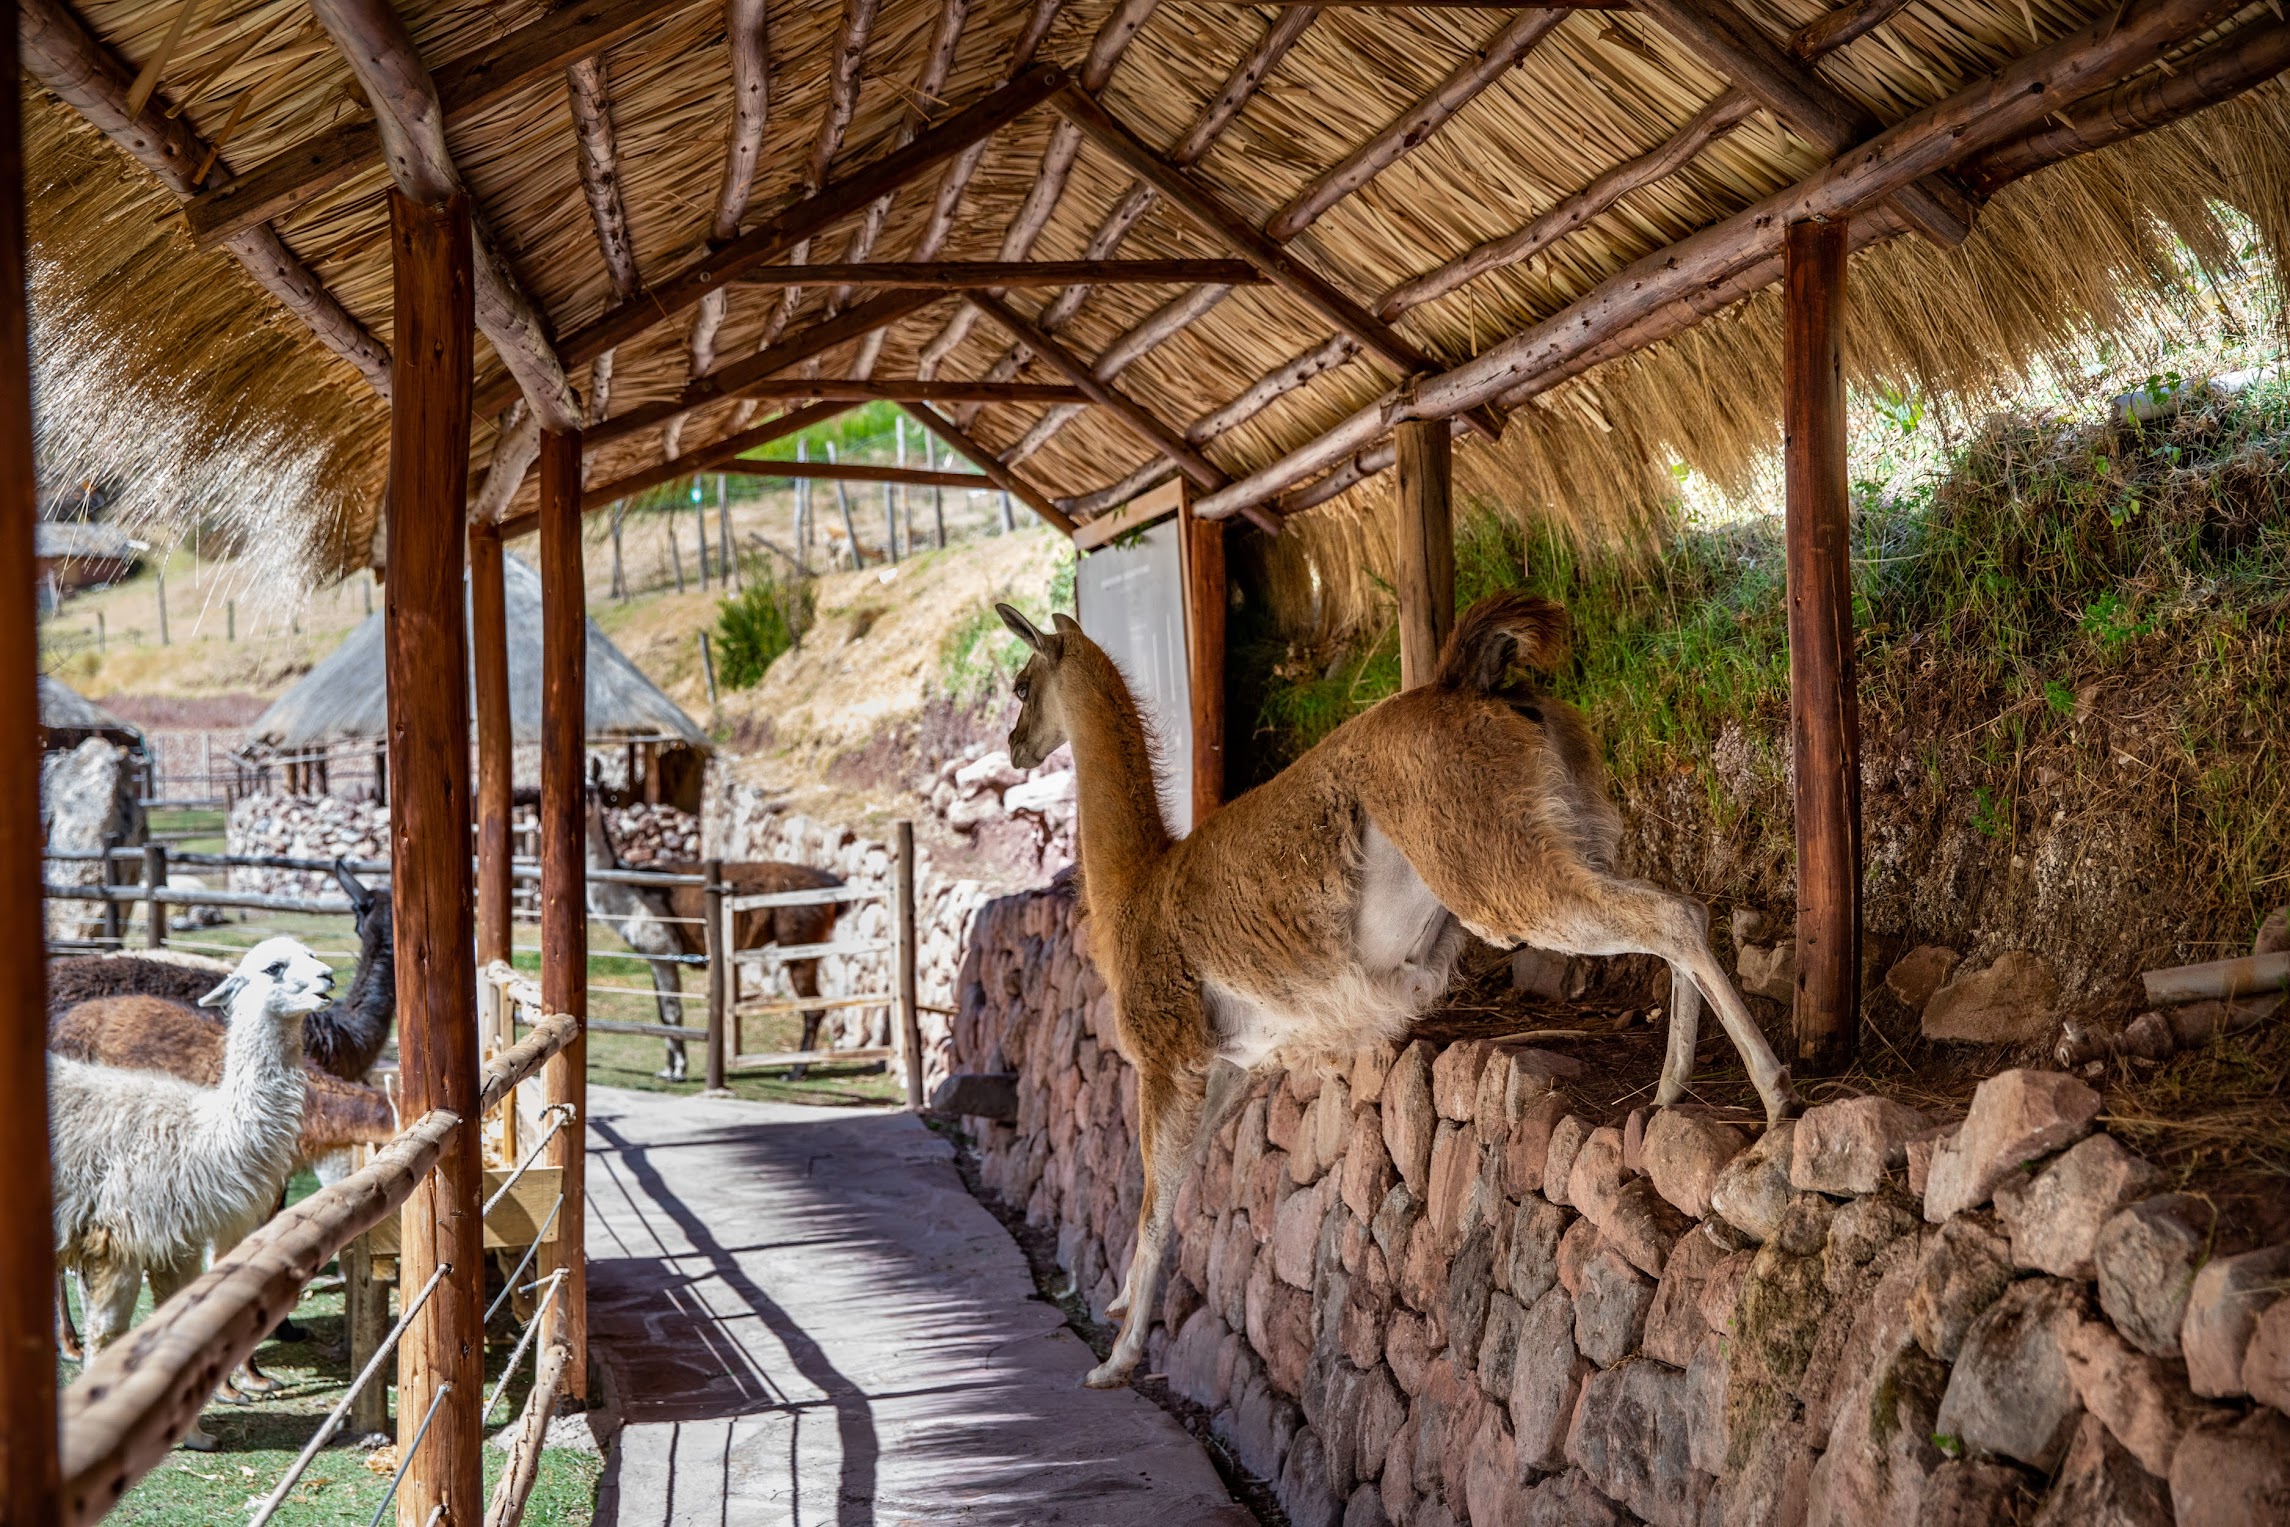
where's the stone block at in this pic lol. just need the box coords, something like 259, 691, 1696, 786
1709, 1120, 1797, 1243
1166, 1307, 1234, 1411
1789, 1094, 1929, 1196
1567, 1126, 1627, 1233
1371, 1182, 1419, 1269
2032, 1412, 2172, 1527
1353, 1043, 1397, 1105
1825, 1190, 1920, 1270
1387, 1310, 1437, 1396
1431, 1041, 1489, 1122
1505, 1195, 1568, 1307
1573, 1245, 1655, 1367
1717, 1408, 1814, 1527
1249, 1149, 1295, 1230
1276, 1175, 1338, 1289
1503, 1094, 1569, 1198
1643, 1109, 1750, 1220
1934, 1277, 2088, 1472
1602, 1178, 1691, 1279
1477, 1291, 1525, 1400
1248, 1251, 1315, 1394
1343, 1105, 1398, 1223
1800, 1235, 1924, 1439
2167, 1408, 2290, 1527
2094, 1193, 2214, 1357
1622, 1107, 1648, 1176
1923, 950, 2059, 1044
1994, 1133, 2163, 1280
1208, 1210, 1258, 1334
1542, 1115, 1592, 1208
1461, 1409, 1520, 1527
1342, 1247, 1395, 1370
1700, 1251, 1752, 1338
1442, 1224, 1498, 1366
1804, 1341, 1946, 1527
1511, 944, 1575, 1000
1684, 1336, 1728, 1476
1344, 1485, 1392, 1527
1563, 1358, 1709, 1527
1270, 1083, 1306, 1153
1380, 1422, 1415, 1527
1738, 941, 1796, 1002
1425, 1121, 1479, 1248
1906, 1126, 1950, 1200
2062, 1312, 2202, 1477
2182, 1244, 2290, 1398
1644, 1225, 1730, 1367
2242, 1295, 2290, 1412
1909, 1212, 2016, 1362
1510, 1286, 1585, 1471
1918, 1461, 2040, 1527
1520, 1472, 1627, 1527
1219, 1370, 1301, 1482
1923, 1069, 2102, 1223
1884, 945, 1960, 1010
1399, 1214, 1449, 1318
1382, 1043, 1437, 1197
1281, 1428, 1345, 1527
1557, 1215, 1600, 1296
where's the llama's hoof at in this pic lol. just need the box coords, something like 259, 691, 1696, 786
1082, 1357, 1133, 1389
233, 1368, 284, 1395
1105, 1292, 1130, 1320
179, 1425, 219, 1453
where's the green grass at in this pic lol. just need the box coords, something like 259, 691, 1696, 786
936, 538, 1076, 701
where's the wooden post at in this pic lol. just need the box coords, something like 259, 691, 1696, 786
471, 520, 513, 988
1393, 418, 1454, 690
0, 3, 62, 1503
99, 829, 122, 947
536, 425, 589, 1401
383, 187, 483, 1527
1782, 216, 1861, 1075
1178, 484, 1226, 825
703, 859, 727, 1092
894, 821, 922, 1108
343, 1238, 391, 1437
143, 841, 166, 948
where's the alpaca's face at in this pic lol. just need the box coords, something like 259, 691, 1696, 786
996, 603, 1075, 771
200, 937, 335, 1018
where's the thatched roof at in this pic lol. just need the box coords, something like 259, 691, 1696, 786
248, 554, 709, 750
38, 675, 142, 747
20, 0, 2290, 611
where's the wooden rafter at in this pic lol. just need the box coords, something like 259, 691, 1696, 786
186, 0, 694, 247
725, 378, 1086, 402
546, 402, 856, 524
309, 0, 581, 432
748, 0, 877, 364
18, 0, 392, 397
1004, 284, 1233, 461
565, 54, 639, 421
716, 460, 996, 490
681, 0, 770, 388
899, 402, 1079, 535
905, 0, 1068, 269
736, 259, 1267, 288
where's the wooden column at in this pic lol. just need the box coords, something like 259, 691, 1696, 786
1782, 216, 1861, 1074
536, 425, 589, 1400
1393, 418, 1455, 690
894, 822, 921, 1109
1178, 484, 1226, 824
0, 4, 61, 1508
384, 188, 482, 1527
703, 859, 727, 1093
471, 520, 513, 988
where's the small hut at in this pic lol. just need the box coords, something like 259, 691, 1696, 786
247, 555, 710, 810
37, 674, 145, 756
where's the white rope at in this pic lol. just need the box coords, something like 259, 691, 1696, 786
365, 1379, 452, 1527
483, 1270, 568, 1423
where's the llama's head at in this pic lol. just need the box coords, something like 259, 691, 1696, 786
199, 937, 335, 1020
996, 603, 1085, 770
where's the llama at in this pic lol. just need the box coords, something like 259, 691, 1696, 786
991, 594, 1792, 1387
51, 937, 335, 1449
584, 788, 842, 1079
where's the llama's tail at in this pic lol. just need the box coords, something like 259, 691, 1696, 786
1433, 593, 1569, 691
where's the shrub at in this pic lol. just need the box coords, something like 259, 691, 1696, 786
713, 569, 812, 689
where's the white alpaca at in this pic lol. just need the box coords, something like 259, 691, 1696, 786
51, 937, 334, 1450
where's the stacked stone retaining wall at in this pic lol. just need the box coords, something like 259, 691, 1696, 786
949, 883, 2290, 1527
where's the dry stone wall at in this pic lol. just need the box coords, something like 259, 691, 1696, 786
950, 883, 2290, 1527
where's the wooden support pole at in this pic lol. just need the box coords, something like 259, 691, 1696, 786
1782, 217, 1860, 1075
383, 188, 482, 1527
738, 258, 1266, 288
471, 520, 513, 983
142, 841, 166, 948
536, 426, 589, 1401
717, 461, 997, 491
1393, 419, 1454, 691
704, 859, 727, 1092
894, 821, 922, 1109
1179, 485, 1226, 825
0, 2, 60, 1505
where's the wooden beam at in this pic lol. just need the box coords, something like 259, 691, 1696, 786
471, 520, 513, 974
0, 6, 60, 1514
1070, 474, 1181, 551
1393, 419, 1454, 690
585, 288, 943, 448
536, 425, 589, 1401
899, 402, 1079, 535
741, 258, 1265, 288
310, 0, 582, 432
469, 64, 1063, 417
17, 0, 391, 397
383, 186, 483, 1527
564, 54, 637, 421
1189, 0, 2244, 520
905, 0, 1069, 267
1782, 216, 1859, 1074
713, 378, 1084, 403
682, 0, 771, 388
186, 0, 698, 247
556, 401, 855, 521
966, 291, 1227, 491
1244, 1, 1628, 6
1788, 0, 1914, 59
1179, 484, 1226, 824
718, 460, 993, 490
1263, 8, 1566, 240
833, 0, 970, 322
1630, 0, 1975, 246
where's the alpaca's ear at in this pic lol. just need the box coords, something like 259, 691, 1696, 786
333, 860, 373, 915
1050, 612, 1082, 637
197, 974, 244, 1009
996, 602, 1048, 653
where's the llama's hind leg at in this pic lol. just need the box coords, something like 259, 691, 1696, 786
56, 1276, 83, 1361
77, 1251, 143, 1356
1087, 1070, 1201, 1389
649, 958, 688, 1080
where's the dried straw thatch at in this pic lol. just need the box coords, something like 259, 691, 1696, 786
37, 674, 142, 748
19, 0, 2290, 627
247, 554, 708, 749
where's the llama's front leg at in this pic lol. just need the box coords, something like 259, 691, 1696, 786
650, 959, 688, 1080
77, 1254, 143, 1357
1655, 957, 1703, 1108
56, 1276, 83, 1361
1086, 1078, 1198, 1389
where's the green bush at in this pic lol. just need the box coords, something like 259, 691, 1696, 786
714, 569, 812, 689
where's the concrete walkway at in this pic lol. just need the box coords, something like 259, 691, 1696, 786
583, 1086, 1254, 1527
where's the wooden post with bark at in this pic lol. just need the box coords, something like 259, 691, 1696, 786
471, 519, 513, 997
142, 842, 167, 949
1782, 217, 1860, 1074
536, 425, 589, 1400
0, 4, 61, 1507
1393, 419, 1455, 691
704, 858, 727, 1093
1179, 484, 1226, 824
895, 822, 922, 1109
383, 187, 483, 1527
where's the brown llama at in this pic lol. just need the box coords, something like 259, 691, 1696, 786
992, 593, 1790, 1387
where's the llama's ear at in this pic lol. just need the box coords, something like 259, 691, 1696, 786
333, 860, 373, 914
197, 973, 244, 1010
996, 602, 1048, 653
1050, 612, 1082, 637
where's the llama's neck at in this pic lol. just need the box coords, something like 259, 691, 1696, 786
207, 990, 309, 1177
308, 915, 393, 1078
1057, 649, 1172, 911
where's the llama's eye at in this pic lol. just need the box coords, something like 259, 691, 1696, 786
1015, 680, 1031, 702
266, 961, 288, 978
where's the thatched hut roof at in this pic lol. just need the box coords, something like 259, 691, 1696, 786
20, 0, 2290, 614
247, 554, 708, 750
37, 675, 143, 749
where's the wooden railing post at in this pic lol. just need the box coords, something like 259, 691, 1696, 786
1178, 482, 1226, 826
471, 519, 513, 994
0, 3, 62, 1505
98, 830, 122, 947
703, 858, 727, 1093
383, 186, 483, 1527
1783, 215, 1861, 1075
1393, 417, 1454, 691
894, 821, 922, 1108
142, 841, 166, 949
536, 425, 589, 1402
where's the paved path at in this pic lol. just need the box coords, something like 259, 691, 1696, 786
583, 1086, 1254, 1527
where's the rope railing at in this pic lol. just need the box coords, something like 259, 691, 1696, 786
482, 1271, 568, 1424
366, 1380, 453, 1527
484, 1342, 572, 1527
486, 1196, 567, 1326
